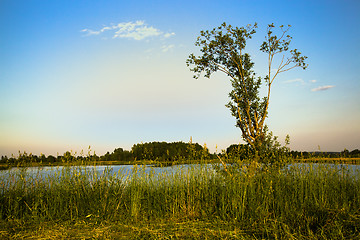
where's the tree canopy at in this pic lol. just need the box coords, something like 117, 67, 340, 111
187, 23, 308, 154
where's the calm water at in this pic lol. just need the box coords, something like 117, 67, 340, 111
1, 162, 359, 183
0, 163, 216, 186
1, 163, 212, 175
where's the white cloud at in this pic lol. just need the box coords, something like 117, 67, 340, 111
81, 21, 175, 41
284, 78, 304, 84
311, 85, 335, 92
81, 29, 101, 36
116, 26, 161, 40
310, 80, 317, 83
161, 44, 175, 52
164, 32, 175, 38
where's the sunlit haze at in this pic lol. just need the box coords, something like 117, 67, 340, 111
1, 0, 359, 157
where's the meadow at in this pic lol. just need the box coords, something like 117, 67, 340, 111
0, 159, 359, 239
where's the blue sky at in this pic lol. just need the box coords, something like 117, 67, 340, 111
1, 0, 359, 156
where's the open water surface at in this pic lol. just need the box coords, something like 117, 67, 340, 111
1, 162, 359, 185
0, 164, 217, 188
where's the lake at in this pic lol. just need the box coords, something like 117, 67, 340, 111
1, 162, 359, 186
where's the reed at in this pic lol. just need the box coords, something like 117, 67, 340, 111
0, 162, 359, 239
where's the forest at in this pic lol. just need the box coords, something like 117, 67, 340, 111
1, 141, 359, 166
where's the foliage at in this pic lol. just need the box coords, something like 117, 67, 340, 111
226, 143, 252, 160
0, 161, 359, 239
187, 22, 307, 155
131, 141, 208, 161
102, 148, 133, 162
223, 130, 291, 167
290, 148, 360, 159
0, 141, 213, 166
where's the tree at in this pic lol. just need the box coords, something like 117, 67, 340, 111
187, 22, 307, 154
226, 144, 252, 160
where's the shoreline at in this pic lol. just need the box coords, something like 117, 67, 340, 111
1, 157, 360, 170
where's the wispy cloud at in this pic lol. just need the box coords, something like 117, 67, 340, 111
284, 78, 304, 84
164, 32, 175, 38
80, 29, 101, 36
311, 85, 335, 92
81, 21, 175, 41
310, 80, 317, 83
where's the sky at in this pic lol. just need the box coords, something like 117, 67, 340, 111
1, 0, 359, 157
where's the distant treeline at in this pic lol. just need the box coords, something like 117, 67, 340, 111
1, 142, 359, 165
290, 149, 360, 159
226, 144, 360, 159
0, 141, 212, 165
102, 141, 211, 162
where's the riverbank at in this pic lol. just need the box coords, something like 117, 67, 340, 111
0, 158, 220, 170
1, 156, 360, 170
294, 157, 360, 165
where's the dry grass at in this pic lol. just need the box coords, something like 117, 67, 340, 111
0, 219, 260, 240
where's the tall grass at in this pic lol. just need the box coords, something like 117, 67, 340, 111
1, 162, 359, 238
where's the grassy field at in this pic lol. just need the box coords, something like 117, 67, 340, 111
0, 161, 359, 239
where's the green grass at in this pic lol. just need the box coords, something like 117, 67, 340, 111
0, 162, 359, 239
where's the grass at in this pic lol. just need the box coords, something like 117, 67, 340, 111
295, 157, 360, 165
0, 161, 359, 239
0, 158, 219, 172
0, 218, 276, 239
